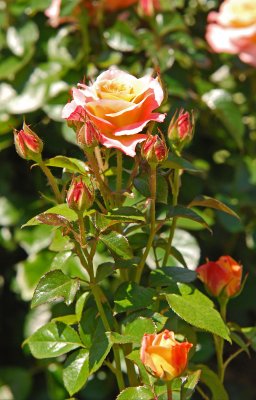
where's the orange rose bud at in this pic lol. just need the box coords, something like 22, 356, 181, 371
66, 177, 94, 213
168, 109, 194, 150
77, 119, 100, 150
140, 330, 193, 381
197, 255, 242, 298
141, 134, 168, 165
14, 123, 43, 162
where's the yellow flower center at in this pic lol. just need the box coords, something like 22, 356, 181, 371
222, 0, 256, 27
97, 79, 136, 102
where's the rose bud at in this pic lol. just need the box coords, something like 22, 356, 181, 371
14, 123, 43, 162
67, 177, 94, 213
197, 255, 242, 298
141, 134, 168, 165
140, 329, 193, 381
77, 119, 100, 150
168, 109, 194, 150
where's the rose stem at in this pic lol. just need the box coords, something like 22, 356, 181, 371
38, 159, 63, 204
162, 168, 180, 267
166, 381, 173, 400
135, 164, 157, 284
74, 222, 126, 391
85, 149, 114, 209
116, 149, 123, 206
213, 299, 228, 383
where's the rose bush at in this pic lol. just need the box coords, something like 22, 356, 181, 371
140, 330, 193, 381
62, 68, 165, 156
206, 0, 256, 66
197, 255, 242, 298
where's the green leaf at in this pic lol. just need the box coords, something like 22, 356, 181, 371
99, 231, 133, 260
181, 370, 201, 400
31, 270, 80, 308
45, 156, 88, 175
75, 292, 90, 322
16, 224, 54, 254
167, 205, 212, 232
202, 89, 244, 149
104, 21, 140, 52
63, 349, 90, 396
95, 262, 115, 283
23, 204, 78, 227
150, 267, 196, 287
52, 314, 78, 325
114, 282, 155, 313
188, 196, 239, 219
14, 251, 54, 301
25, 321, 83, 359
106, 207, 145, 222
134, 174, 169, 203
194, 364, 229, 400
123, 317, 156, 344
116, 386, 154, 400
166, 284, 230, 341
63, 328, 111, 396
241, 327, 256, 351
162, 153, 200, 172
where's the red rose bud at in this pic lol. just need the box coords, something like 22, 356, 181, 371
77, 119, 100, 150
14, 123, 43, 161
197, 255, 242, 298
142, 134, 168, 165
140, 329, 193, 381
66, 177, 94, 213
168, 109, 194, 149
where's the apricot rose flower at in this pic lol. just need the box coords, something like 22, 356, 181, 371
62, 68, 165, 156
206, 0, 256, 67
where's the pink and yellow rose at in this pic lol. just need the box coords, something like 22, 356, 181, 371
140, 330, 193, 381
62, 68, 165, 156
206, 0, 256, 67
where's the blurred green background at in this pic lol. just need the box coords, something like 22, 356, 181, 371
0, 0, 255, 399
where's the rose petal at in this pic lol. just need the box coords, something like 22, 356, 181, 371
99, 132, 148, 156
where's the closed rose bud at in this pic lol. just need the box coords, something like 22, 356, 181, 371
197, 255, 242, 298
168, 110, 194, 150
138, 0, 160, 16
67, 177, 94, 213
141, 134, 168, 165
77, 119, 100, 150
14, 123, 43, 161
140, 330, 193, 381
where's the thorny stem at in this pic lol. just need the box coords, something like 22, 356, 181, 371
135, 164, 157, 284
74, 233, 125, 391
38, 159, 63, 204
162, 168, 180, 266
213, 300, 227, 383
116, 150, 123, 206
166, 381, 173, 400
85, 149, 114, 209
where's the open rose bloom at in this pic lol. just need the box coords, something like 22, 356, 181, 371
62, 68, 165, 156
206, 0, 256, 67
140, 330, 193, 381
197, 255, 242, 298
